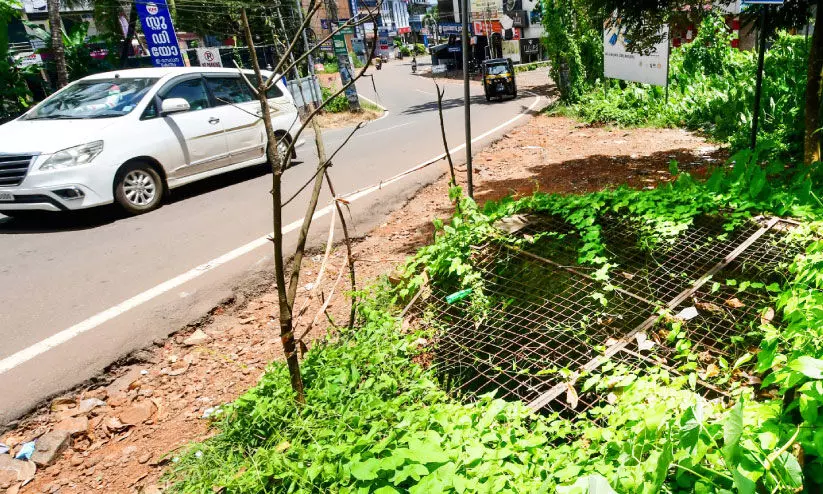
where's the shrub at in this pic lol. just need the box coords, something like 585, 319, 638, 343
321, 86, 349, 113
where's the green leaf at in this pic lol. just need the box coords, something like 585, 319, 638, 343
374, 487, 401, 494
557, 474, 617, 494
669, 160, 680, 176
777, 452, 803, 488
732, 464, 757, 494
350, 458, 381, 481
406, 437, 449, 464
800, 392, 819, 423
722, 400, 744, 465
788, 356, 823, 379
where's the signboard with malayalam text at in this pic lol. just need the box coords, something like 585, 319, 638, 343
603, 13, 669, 87
136, 0, 185, 67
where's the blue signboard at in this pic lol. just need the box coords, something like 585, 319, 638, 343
136, 0, 185, 67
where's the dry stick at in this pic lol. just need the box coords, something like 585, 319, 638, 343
286, 117, 331, 310
240, 7, 305, 404
324, 171, 357, 329
280, 35, 380, 309
434, 81, 458, 187
297, 261, 347, 343
293, 209, 337, 326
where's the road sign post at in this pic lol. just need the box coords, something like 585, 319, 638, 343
461, 0, 473, 198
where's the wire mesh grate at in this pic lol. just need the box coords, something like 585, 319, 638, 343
408, 214, 804, 415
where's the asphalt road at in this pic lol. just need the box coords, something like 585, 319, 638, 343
0, 59, 543, 423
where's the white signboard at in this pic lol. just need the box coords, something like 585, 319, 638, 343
13, 52, 43, 68
432, 64, 448, 74
196, 47, 222, 67
502, 40, 520, 62
603, 14, 669, 87
470, 0, 502, 20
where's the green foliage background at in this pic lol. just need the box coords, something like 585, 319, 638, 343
540, 0, 603, 101
555, 13, 808, 160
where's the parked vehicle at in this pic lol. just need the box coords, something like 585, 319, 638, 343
0, 67, 300, 216
482, 58, 517, 102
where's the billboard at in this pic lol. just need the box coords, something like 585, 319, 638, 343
501, 39, 520, 62
136, 0, 185, 67
473, 20, 520, 39
470, 0, 502, 20
603, 13, 668, 87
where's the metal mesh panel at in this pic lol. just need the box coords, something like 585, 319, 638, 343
409, 214, 804, 415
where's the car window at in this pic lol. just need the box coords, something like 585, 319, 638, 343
25, 78, 158, 120
487, 64, 509, 75
161, 78, 209, 111
206, 77, 254, 106
248, 75, 285, 99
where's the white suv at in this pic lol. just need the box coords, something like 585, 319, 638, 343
0, 67, 300, 216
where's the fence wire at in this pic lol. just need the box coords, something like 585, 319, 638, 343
407, 213, 804, 416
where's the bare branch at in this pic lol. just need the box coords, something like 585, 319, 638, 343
281, 122, 366, 208
324, 172, 357, 329
266, 0, 323, 86
273, 31, 380, 179
435, 81, 458, 188
232, 59, 259, 97
276, 8, 381, 83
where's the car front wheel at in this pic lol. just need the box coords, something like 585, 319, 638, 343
114, 163, 164, 215
276, 134, 292, 166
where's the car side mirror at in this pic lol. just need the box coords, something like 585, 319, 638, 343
160, 98, 190, 115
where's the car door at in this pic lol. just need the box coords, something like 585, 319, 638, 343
258, 78, 300, 154
157, 76, 229, 178
203, 75, 265, 166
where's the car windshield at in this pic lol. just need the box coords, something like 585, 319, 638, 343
487, 64, 509, 75
26, 78, 158, 120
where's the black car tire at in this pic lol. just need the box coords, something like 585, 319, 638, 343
114, 162, 164, 215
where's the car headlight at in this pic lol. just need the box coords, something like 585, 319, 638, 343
40, 141, 104, 171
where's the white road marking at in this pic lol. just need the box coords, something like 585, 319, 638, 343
0, 92, 543, 374
356, 122, 413, 138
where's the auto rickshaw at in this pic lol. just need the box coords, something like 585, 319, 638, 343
482, 58, 517, 101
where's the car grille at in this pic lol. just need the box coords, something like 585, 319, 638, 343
0, 154, 34, 187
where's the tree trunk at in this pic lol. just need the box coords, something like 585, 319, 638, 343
119, 2, 138, 68
47, 0, 68, 88
241, 8, 305, 404
804, 3, 823, 165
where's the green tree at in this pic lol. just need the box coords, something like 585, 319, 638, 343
47, 0, 68, 87
541, 0, 602, 101
1, 0, 34, 122
26, 20, 117, 82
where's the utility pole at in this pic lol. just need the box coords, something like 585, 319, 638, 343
460, 0, 473, 198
